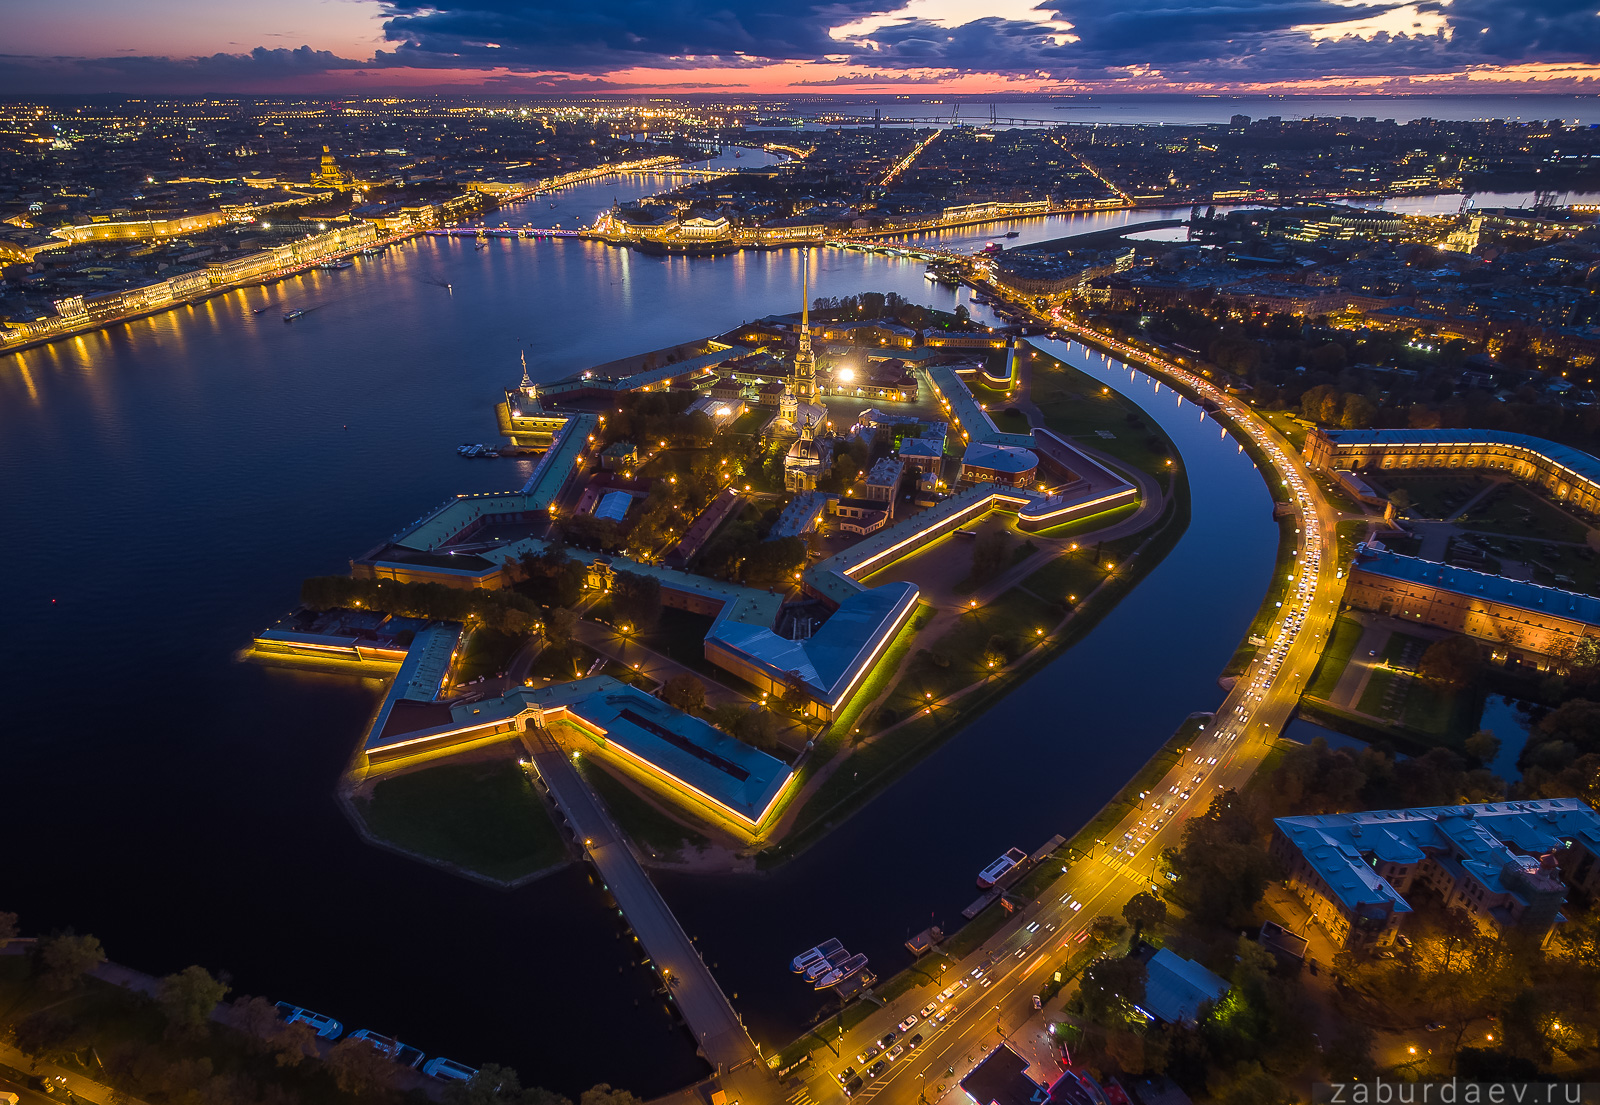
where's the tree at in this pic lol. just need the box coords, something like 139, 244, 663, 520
1164, 792, 1278, 926
36, 931, 105, 991
610, 570, 662, 633
580, 1085, 642, 1105
1122, 891, 1167, 939
326, 1035, 398, 1097
272, 1021, 321, 1068
1464, 729, 1501, 767
1209, 1061, 1292, 1105
1079, 955, 1145, 1024
733, 708, 781, 752
1322, 1021, 1376, 1081
1086, 914, 1126, 953
1418, 634, 1486, 691
158, 965, 230, 1036
544, 606, 579, 651
445, 1063, 575, 1105
970, 529, 1011, 585
661, 673, 707, 715
0, 911, 16, 946
228, 995, 284, 1055
1388, 488, 1413, 514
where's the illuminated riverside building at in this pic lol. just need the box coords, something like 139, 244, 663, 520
1272, 799, 1600, 949
1304, 428, 1600, 520
1343, 542, 1600, 663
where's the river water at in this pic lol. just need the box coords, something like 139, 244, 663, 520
0, 148, 1273, 1091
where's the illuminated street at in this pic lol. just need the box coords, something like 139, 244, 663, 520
774, 301, 1344, 1105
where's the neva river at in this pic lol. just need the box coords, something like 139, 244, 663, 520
0, 148, 1281, 1092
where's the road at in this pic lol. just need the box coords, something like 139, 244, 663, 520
769, 304, 1344, 1105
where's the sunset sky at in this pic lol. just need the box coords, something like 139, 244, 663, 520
6, 0, 1600, 96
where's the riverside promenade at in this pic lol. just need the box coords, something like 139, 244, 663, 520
525, 729, 774, 1097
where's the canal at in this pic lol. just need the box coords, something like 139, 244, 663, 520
0, 150, 1272, 1092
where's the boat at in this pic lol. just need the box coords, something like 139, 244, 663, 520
1005, 231, 1020, 238
423, 1057, 479, 1083
316, 259, 353, 270
792, 938, 844, 973
349, 1029, 425, 1069
273, 1002, 342, 1040
814, 953, 868, 989
359, 246, 386, 257
283, 309, 306, 322
977, 847, 1028, 889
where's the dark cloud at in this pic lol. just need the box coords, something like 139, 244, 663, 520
359, 0, 1600, 85
0, 46, 367, 94
371, 0, 894, 73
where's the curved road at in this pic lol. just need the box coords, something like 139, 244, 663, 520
764, 313, 1343, 1105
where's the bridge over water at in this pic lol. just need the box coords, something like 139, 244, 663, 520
525, 729, 773, 1094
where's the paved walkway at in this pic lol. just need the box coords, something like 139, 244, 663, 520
1326, 614, 1389, 711
524, 728, 771, 1092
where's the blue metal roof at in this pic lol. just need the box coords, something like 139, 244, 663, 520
1353, 546, 1600, 626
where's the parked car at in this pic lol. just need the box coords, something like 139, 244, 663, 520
920, 1002, 938, 1018
897, 1014, 918, 1032
908, 1034, 924, 1050
888, 1044, 905, 1061
423, 1057, 478, 1082
844, 1077, 864, 1097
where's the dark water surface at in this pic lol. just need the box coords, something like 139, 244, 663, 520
0, 152, 1274, 1090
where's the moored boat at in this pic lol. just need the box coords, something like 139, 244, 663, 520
791, 937, 844, 973
976, 847, 1028, 889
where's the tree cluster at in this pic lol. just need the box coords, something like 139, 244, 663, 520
301, 575, 542, 636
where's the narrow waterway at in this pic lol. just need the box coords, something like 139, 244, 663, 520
1, 151, 1271, 1090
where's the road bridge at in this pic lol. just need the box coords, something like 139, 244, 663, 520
524, 729, 772, 1090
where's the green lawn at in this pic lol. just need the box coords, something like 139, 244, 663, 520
358, 758, 570, 882
1028, 357, 1178, 482
1376, 474, 1494, 520
1305, 616, 1364, 701
1457, 482, 1591, 544
1022, 551, 1109, 603
454, 626, 529, 682
572, 750, 710, 856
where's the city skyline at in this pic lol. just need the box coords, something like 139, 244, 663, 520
6, 0, 1600, 96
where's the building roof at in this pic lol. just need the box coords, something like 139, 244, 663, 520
1139, 949, 1230, 1027
1275, 799, 1600, 913
594, 490, 634, 523
365, 623, 463, 750
1352, 545, 1600, 627
536, 678, 792, 825
768, 490, 837, 540
963, 442, 1039, 475
866, 456, 906, 486
961, 1045, 1044, 1105
927, 364, 1037, 451
705, 581, 919, 708
1319, 428, 1600, 490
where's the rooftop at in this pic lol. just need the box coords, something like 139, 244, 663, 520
1275, 798, 1600, 913
1319, 428, 1600, 490
706, 581, 920, 708
1352, 545, 1600, 626
1139, 948, 1230, 1027
963, 441, 1039, 475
